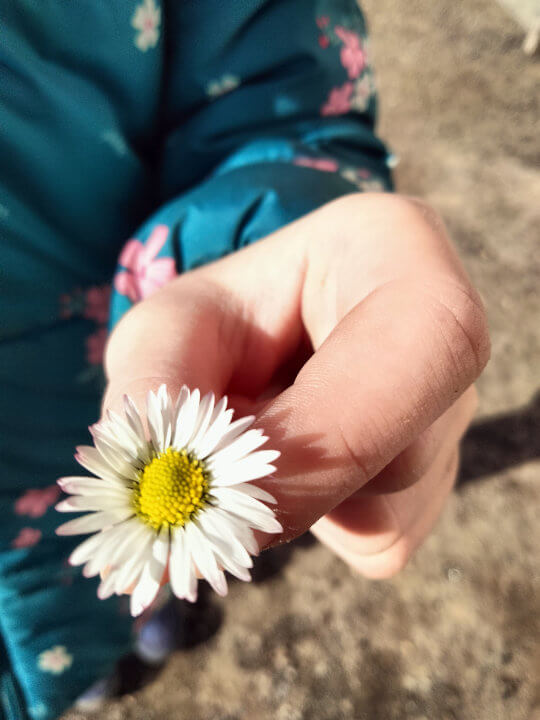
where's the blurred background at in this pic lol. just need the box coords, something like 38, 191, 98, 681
62, 1, 539, 718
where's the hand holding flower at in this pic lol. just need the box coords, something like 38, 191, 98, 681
60, 193, 489, 611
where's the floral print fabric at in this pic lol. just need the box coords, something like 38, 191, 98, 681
132, 0, 161, 52
318, 13, 376, 116
37, 648, 73, 676
0, 1, 392, 718
114, 225, 177, 302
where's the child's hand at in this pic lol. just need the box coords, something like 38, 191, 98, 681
103, 193, 489, 579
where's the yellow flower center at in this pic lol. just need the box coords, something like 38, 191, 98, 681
133, 448, 210, 531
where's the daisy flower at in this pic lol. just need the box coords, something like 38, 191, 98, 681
56, 385, 282, 616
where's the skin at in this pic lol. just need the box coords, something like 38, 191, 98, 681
103, 193, 490, 582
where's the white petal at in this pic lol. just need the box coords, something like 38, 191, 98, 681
82, 538, 119, 578
56, 493, 131, 514
169, 527, 197, 602
130, 527, 169, 616
213, 552, 251, 582
110, 527, 155, 595
216, 556, 251, 582
91, 435, 141, 481
69, 530, 113, 567
56, 475, 126, 495
94, 524, 153, 597
75, 446, 124, 481
207, 429, 269, 467
100, 423, 150, 469
212, 488, 282, 534
210, 461, 277, 487
182, 538, 198, 602
195, 517, 252, 582
96, 569, 119, 600
194, 401, 234, 458
157, 384, 174, 448
92, 419, 142, 465
209, 396, 228, 425
146, 389, 165, 452
107, 521, 152, 569
74, 519, 146, 577
81, 518, 146, 577
56, 511, 123, 536
145, 385, 173, 452
124, 394, 146, 443
185, 522, 227, 596
210, 415, 255, 454
240, 449, 280, 465
232, 483, 278, 504
173, 388, 200, 449
57, 476, 128, 494
94, 431, 141, 469
197, 510, 253, 569
187, 392, 215, 453
172, 385, 190, 427
212, 507, 259, 556
105, 408, 146, 452
156, 383, 168, 407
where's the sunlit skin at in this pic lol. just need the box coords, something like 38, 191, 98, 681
102, 193, 490, 590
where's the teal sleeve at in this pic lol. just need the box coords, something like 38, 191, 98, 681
0, 2, 392, 719
110, 0, 393, 325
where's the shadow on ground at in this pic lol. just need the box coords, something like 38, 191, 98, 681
459, 390, 540, 485
112, 533, 317, 696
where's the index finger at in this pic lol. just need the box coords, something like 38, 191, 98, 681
248, 195, 490, 542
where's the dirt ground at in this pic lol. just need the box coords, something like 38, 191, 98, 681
62, 1, 540, 719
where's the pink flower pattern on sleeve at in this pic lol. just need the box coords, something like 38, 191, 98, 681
15, 486, 61, 518
83, 286, 111, 324
114, 225, 177, 302
59, 284, 112, 368
334, 26, 365, 79
317, 13, 374, 119
293, 156, 339, 172
12, 527, 42, 549
321, 82, 353, 116
85, 327, 108, 366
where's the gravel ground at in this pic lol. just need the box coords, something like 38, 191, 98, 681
62, 1, 540, 718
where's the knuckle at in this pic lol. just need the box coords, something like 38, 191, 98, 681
397, 195, 447, 233
330, 191, 437, 218
335, 415, 388, 486
428, 281, 491, 382
334, 192, 446, 235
